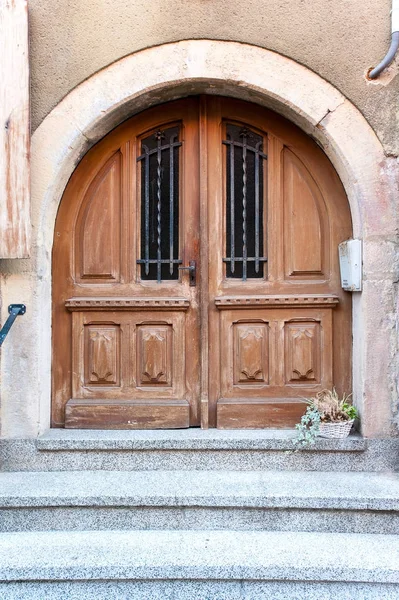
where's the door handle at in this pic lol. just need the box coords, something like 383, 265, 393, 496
178, 260, 196, 286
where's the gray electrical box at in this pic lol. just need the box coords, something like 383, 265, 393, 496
338, 239, 362, 292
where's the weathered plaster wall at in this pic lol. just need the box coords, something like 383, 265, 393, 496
29, 0, 399, 155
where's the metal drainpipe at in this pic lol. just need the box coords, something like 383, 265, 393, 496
369, 0, 399, 79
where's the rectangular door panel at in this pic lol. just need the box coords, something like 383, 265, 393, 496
216, 299, 336, 428
217, 399, 306, 429
65, 399, 189, 430
284, 320, 321, 385
65, 302, 189, 429
220, 315, 272, 396
85, 324, 121, 387
233, 322, 270, 385
136, 324, 173, 387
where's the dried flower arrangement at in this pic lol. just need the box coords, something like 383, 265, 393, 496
293, 389, 358, 449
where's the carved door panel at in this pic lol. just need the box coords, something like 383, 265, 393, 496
206, 97, 352, 428
52, 96, 352, 429
53, 100, 201, 428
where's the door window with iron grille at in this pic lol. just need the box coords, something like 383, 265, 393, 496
223, 123, 267, 281
137, 126, 181, 282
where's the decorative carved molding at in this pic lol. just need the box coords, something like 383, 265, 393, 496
234, 323, 269, 384
138, 326, 171, 386
215, 295, 339, 309
86, 326, 119, 385
284, 321, 321, 385
66, 297, 190, 311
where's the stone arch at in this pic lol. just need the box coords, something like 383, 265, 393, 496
1, 40, 397, 437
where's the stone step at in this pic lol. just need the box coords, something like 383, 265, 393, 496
1, 529, 399, 599
1, 469, 399, 534
2, 429, 398, 472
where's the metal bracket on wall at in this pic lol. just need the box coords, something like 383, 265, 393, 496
0, 304, 26, 347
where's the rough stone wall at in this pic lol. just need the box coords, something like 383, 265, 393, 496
29, 0, 399, 156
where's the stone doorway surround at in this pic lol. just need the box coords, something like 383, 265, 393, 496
1, 40, 397, 438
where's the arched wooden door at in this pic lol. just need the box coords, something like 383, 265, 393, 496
52, 96, 352, 429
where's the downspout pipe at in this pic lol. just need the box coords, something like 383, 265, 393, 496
369, 0, 399, 79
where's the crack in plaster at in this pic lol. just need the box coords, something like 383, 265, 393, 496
315, 97, 346, 129
72, 122, 90, 145
316, 102, 399, 162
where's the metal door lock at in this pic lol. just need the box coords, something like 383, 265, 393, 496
178, 260, 196, 286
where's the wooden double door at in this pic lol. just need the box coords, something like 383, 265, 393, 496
52, 96, 352, 429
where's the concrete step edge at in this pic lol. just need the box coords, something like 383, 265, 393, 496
1, 470, 399, 511
1, 529, 399, 583
36, 429, 367, 452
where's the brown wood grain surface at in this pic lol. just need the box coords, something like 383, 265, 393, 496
52, 97, 352, 429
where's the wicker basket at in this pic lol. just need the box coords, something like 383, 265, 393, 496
318, 419, 354, 439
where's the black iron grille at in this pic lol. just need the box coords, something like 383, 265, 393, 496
137, 127, 182, 283
223, 124, 268, 281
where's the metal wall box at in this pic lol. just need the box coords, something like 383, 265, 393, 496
338, 239, 362, 292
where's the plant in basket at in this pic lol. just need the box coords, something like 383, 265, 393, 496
293, 389, 358, 450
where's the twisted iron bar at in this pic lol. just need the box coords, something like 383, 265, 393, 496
240, 128, 248, 281
155, 130, 164, 282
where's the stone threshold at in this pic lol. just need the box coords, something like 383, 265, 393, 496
37, 429, 366, 452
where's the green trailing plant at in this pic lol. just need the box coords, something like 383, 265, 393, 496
293, 389, 358, 450
293, 402, 321, 449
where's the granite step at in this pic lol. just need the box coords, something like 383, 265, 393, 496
2, 429, 398, 472
1, 529, 399, 599
1, 469, 399, 534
